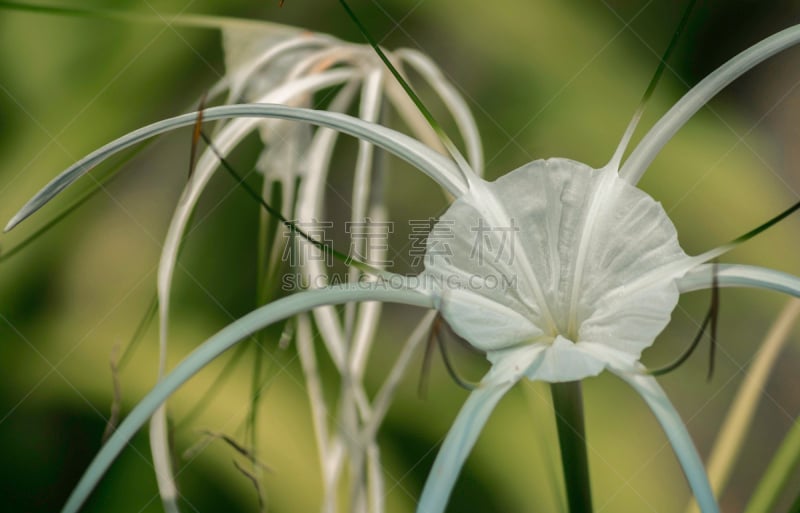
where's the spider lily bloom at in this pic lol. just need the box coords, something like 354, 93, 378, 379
413, 24, 800, 513
5, 15, 800, 513
5, 20, 483, 513
152, 25, 486, 513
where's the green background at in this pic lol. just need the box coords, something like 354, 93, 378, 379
1, 1, 799, 511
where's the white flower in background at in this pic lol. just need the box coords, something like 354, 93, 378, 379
153, 23, 484, 513
6, 9, 800, 513
7, 19, 481, 513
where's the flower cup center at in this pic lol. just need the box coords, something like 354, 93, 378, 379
423, 157, 688, 372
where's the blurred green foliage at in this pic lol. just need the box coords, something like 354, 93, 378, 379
1, 1, 799, 512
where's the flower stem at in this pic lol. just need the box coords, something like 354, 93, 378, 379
744, 416, 800, 513
551, 381, 593, 513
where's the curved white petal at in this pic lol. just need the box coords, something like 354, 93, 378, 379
621, 25, 800, 185
616, 371, 719, 513
5, 104, 467, 232
523, 337, 607, 382
678, 263, 800, 298
61, 283, 433, 513
396, 48, 484, 175
417, 344, 546, 513
435, 288, 544, 351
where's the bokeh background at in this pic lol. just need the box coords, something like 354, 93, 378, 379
1, 0, 799, 511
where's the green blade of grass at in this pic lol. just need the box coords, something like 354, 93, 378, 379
0, 0, 291, 31
744, 416, 800, 513
684, 298, 800, 513
609, 0, 697, 170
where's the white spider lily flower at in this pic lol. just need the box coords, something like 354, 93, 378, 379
157, 27, 484, 513
422, 157, 687, 380
416, 156, 709, 511
413, 24, 800, 513
6, 13, 800, 513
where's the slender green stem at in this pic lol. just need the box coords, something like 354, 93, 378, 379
744, 417, 800, 513
551, 381, 593, 513
791, 489, 800, 513
337, 0, 477, 183
0, 0, 285, 30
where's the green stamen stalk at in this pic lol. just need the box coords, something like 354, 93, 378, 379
551, 381, 593, 513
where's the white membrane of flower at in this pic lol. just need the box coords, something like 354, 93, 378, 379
424, 157, 686, 375
412, 148, 800, 513
418, 159, 702, 513
418, 156, 715, 511
417, 161, 800, 513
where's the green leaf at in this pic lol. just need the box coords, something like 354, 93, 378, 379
744, 414, 800, 513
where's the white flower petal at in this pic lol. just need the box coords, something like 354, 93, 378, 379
221, 26, 332, 102
617, 371, 719, 513
522, 336, 607, 382
436, 288, 544, 351
679, 263, 800, 298
417, 344, 546, 513
62, 283, 433, 513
